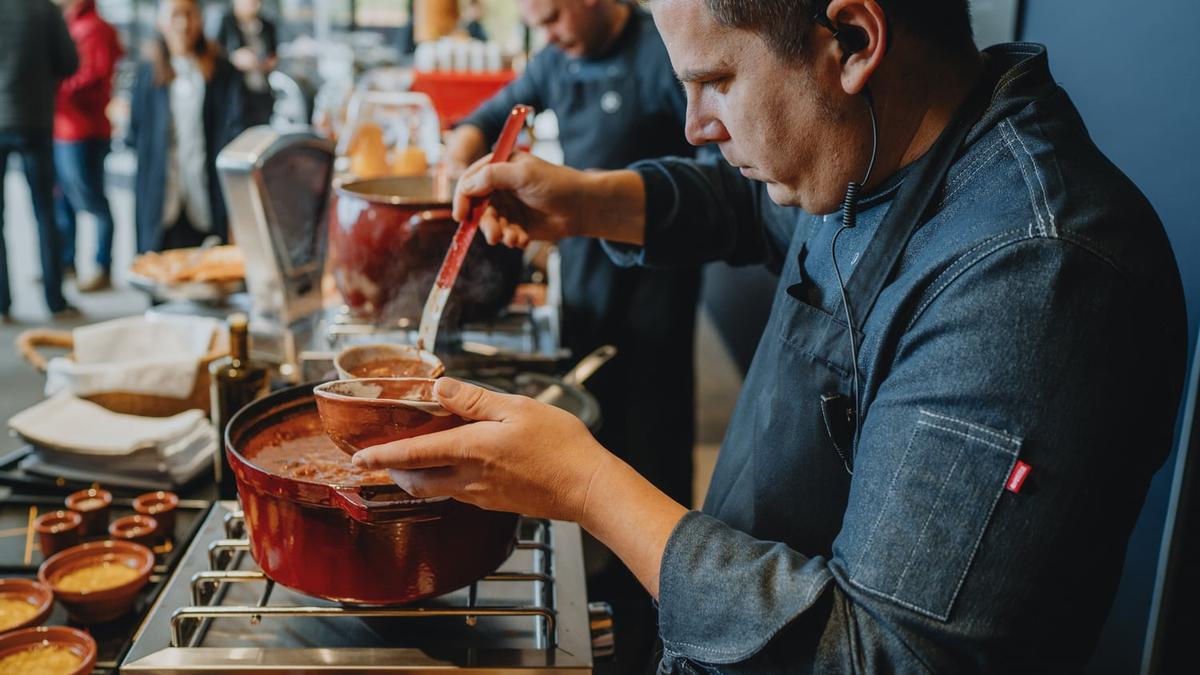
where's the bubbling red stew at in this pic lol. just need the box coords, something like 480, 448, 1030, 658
246, 413, 390, 486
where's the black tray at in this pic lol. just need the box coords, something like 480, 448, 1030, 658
0, 446, 211, 498
0, 490, 212, 674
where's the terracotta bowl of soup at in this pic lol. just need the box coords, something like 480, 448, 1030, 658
0, 579, 54, 634
334, 343, 445, 380
38, 540, 154, 623
0, 625, 96, 675
314, 377, 467, 456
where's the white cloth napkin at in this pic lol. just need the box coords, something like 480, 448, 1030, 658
44, 314, 218, 399
9, 392, 219, 486
9, 391, 210, 455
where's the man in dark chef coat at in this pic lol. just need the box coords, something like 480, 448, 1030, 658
445, 0, 700, 668
356, 0, 1189, 671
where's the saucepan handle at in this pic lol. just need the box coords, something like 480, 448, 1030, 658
330, 485, 446, 524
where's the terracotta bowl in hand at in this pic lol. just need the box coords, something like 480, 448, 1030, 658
314, 377, 468, 456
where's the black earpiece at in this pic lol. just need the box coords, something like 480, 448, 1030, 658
812, 9, 869, 56
834, 25, 869, 54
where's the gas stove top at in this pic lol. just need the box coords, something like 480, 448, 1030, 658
120, 501, 601, 672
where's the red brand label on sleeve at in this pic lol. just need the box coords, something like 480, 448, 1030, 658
1006, 461, 1032, 494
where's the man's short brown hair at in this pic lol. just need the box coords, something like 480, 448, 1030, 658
704, 0, 976, 61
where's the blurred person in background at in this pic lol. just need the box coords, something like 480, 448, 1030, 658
216, 0, 278, 127
446, 0, 699, 669
0, 0, 80, 322
128, 0, 244, 253
462, 0, 488, 42
54, 0, 124, 293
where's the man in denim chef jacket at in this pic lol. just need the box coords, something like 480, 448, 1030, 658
354, 0, 1189, 671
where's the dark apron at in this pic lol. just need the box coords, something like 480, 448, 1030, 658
704, 80, 995, 554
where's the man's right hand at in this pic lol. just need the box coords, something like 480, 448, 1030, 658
453, 153, 648, 249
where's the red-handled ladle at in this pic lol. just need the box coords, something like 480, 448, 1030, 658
417, 104, 534, 351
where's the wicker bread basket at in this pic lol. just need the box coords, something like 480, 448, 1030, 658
15, 328, 229, 417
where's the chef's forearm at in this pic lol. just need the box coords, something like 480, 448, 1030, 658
576, 169, 647, 247
577, 450, 687, 598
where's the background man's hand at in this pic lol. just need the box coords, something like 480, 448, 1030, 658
353, 378, 612, 522
444, 125, 488, 178
230, 47, 260, 72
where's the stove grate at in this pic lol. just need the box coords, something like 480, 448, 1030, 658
169, 512, 558, 650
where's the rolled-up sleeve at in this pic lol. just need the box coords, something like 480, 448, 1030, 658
601, 156, 778, 269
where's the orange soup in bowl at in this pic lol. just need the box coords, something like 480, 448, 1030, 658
55, 562, 139, 594
0, 643, 82, 673
0, 598, 39, 632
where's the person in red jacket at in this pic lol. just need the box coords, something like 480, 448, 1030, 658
54, 0, 123, 292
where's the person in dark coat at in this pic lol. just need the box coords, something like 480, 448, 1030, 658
127, 0, 245, 253
0, 0, 79, 321
214, 0, 277, 126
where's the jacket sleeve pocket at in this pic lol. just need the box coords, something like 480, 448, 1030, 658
846, 408, 1021, 621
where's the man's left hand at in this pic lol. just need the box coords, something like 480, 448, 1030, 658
352, 378, 610, 522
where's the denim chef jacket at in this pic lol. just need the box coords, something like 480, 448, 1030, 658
461, 6, 702, 507
607, 43, 1188, 673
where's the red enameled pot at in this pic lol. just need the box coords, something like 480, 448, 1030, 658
225, 382, 518, 605
329, 176, 523, 324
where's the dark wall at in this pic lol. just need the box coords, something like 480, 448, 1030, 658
1020, 1, 1200, 672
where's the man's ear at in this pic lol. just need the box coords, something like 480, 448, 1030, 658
825, 0, 888, 95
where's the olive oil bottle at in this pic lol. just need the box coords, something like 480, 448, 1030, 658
210, 313, 270, 499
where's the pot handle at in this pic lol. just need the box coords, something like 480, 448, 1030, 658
406, 209, 455, 228
561, 345, 618, 386
536, 345, 618, 404
330, 484, 447, 524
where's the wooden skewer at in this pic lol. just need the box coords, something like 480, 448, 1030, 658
24, 506, 38, 565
